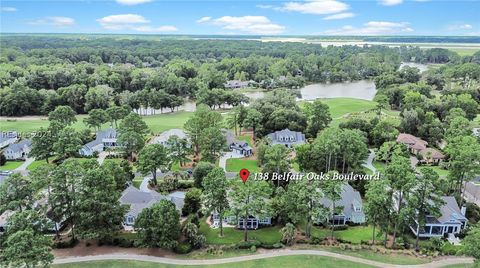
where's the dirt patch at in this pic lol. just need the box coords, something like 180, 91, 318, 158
53, 240, 174, 258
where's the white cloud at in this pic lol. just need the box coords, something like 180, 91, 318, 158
378, 0, 403, 6
325, 21, 413, 35
448, 24, 473, 30
1, 7, 17, 12
256, 4, 274, 9
97, 14, 177, 32
28, 17, 75, 27
323, 12, 354, 20
281, 0, 349, 15
115, 0, 152, 6
202, 16, 285, 35
196, 16, 212, 23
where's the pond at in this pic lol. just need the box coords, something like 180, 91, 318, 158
136, 79, 378, 115
244, 80, 377, 101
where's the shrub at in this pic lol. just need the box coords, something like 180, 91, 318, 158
236, 240, 261, 249
250, 245, 257, 252
174, 242, 193, 254
178, 180, 194, 189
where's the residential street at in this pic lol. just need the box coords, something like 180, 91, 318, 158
52, 250, 474, 268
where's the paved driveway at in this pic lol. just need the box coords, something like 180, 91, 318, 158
219, 151, 244, 171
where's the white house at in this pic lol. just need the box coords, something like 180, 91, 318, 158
79, 128, 118, 156
409, 196, 468, 238
3, 139, 31, 160
267, 128, 306, 148
0, 131, 18, 148
211, 212, 272, 230
319, 183, 366, 226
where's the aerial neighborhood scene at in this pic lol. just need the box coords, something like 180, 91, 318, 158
1, 0, 480, 267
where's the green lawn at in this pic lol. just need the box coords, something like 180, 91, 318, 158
53, 255, 374, 268
26, 160, 50, 171
318, 246, 430, 265
310, 226, 375, 244
0, 112, 193, 134
225, 158, 261, 173
322, 98, 377, 119
199, 220, 282, 245
0, 161, 23, 170
420, 165, 449, 177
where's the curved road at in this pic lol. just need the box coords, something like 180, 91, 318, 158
53, 250, 473, 268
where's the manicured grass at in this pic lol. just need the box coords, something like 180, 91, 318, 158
53, 255, 375, 268
0, 161, 23, 170
322, 98, 377, 119
318, 246, 430, 265
225, 158, 261, 173
199, 220, 282, 245
442, 264, 473, 268
0, 112, 193, 134
420, 165, 449, 177
311, 226, 375, 244
26, 160, 50, 171
141, 112, 192, 134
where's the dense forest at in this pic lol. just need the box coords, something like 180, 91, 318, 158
0, 35, 479, 116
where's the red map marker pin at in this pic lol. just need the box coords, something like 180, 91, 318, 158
239, 169, 250, 183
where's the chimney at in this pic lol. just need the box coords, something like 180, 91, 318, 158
461, 206, 467, 216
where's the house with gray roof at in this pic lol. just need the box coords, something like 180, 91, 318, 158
3, 139, 31, 160
151, 129, 188, 146
267, 128, 306, 148
410, 196, 467, 238
79, 128, 118, 156
319, 183, 366, 226
224, 130, 253, 156
119, 186, 184, 227
224, 80, 249, 89
0, 131, 18, 148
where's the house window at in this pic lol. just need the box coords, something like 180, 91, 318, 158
126, 216, 135, 225
259, 218, 270, 224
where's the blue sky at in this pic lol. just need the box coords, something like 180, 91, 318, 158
1, 0, 479, 36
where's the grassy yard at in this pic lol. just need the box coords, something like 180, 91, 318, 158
0, 161, 23, 170
26, 160, 50, 171
225, 158, 261, 173
317, 246, 430, 265
322, 98, 377, 119
310, 225, 375, 244
419, 165, 449, 177
53, 255, 375, 268
199, 220, 282, 245
0, 111, 193, 134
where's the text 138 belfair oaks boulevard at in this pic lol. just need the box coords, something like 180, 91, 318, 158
252, 172, 381, 182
